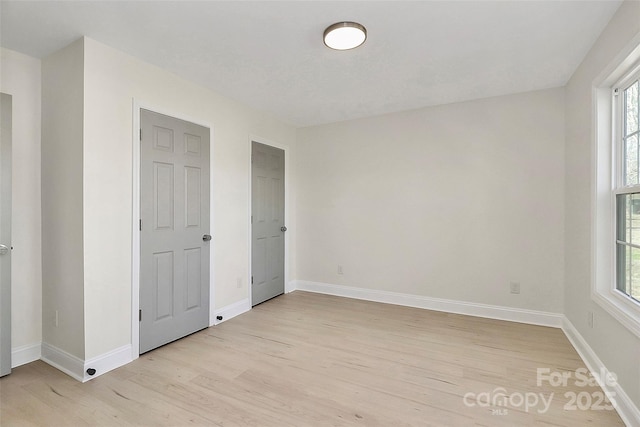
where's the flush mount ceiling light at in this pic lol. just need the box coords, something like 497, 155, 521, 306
323, 21, 367, 50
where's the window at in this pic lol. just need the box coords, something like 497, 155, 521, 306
615, 75, 640, 303
593, 38, 640, 338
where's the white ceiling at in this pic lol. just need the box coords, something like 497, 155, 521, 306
1, 1, 622, 127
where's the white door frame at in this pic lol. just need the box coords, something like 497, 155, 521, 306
131, 99, 215, 358
248, 135, 291, 307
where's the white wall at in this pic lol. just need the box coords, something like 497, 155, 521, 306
0, 48, 42, 360
82, 38, 296, 359
41, 39, 85, 359
296, 88, 565, 313
564, 0, 640, 406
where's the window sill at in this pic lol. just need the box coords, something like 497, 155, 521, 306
592, 288, 640, 338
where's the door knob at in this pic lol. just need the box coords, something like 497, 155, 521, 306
202, 234, 212, 242
0, 244, 9, 255
280, 226, 287, 232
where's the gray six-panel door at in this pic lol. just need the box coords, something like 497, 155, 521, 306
0, 94, 12, 376
140, 109, 210, 353
251, 141, 285, 306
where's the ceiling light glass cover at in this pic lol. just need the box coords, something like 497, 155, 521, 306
323, 22, 367, 50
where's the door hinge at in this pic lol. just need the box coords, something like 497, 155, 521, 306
140, 128, 142, 140
139, 309, 142, 322
139, 219, 142, 231
251, 215, 253, 224
251, 276, 253, 284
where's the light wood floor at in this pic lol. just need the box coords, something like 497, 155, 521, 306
0, 291, 625, 426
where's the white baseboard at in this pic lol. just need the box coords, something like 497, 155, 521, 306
82, 344, 132, 382
11, 342, 41, 368
41, 342, 132, 382
41, 342, 84, 382
294, 280, 563, 327
213, 298, 251, 325
285, 280, 296, 294
562, 317, 640, 427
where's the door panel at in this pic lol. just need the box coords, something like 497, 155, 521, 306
184, 247, 202, 310
153, 251, 174, 320
251, 142, 285, 306
184, 166, 201, 227
0, 93, 12, 376
154, 162, 174, 229
140, 109, 210, 353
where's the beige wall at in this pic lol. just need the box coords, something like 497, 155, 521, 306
41, 39, 85, 358
0, 48, 42, 355
82, 38, 297, 359
564, 0, 640, 405
296, 88, 565, 313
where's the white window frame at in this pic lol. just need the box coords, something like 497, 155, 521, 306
593, 36, 640, 339
613, 69, 640, 292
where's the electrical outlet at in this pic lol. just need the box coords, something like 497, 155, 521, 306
510, 282, 520, 294
588, 311, 594, 328
337, 265, 344, 275
236, 277, 242, 289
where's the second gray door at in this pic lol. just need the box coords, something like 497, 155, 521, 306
251, 142, 285, 306
140, 109, 210, 353
0, 94, 12, 376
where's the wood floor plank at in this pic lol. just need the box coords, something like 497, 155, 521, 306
0, 291, 626, 426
